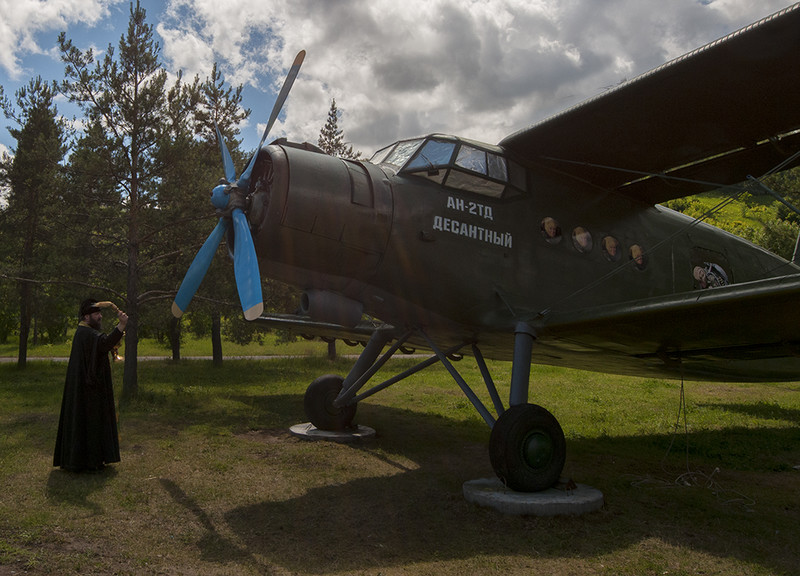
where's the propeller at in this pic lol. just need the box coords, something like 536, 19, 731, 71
172, 50, 306, 321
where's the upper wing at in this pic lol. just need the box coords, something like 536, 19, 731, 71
500, 4, 800, 205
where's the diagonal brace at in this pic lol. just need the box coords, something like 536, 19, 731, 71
419, 332, 496, 428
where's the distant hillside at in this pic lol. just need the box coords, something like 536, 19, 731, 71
663, 168, 800, 261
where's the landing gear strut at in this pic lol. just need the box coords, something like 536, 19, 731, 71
488, 323, 567, 491
301, 323, 567, 492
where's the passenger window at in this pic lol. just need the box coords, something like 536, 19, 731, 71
691, 247, 732, 289
629, 244, 647, 270
692, 262, 730, 288
602, 236, 621, 261
541, 217, 562, 244
572, 227, 593, 253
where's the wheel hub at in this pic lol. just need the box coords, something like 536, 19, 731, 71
522, 431, 554, 470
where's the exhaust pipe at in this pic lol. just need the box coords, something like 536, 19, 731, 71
300, 290, 363, 328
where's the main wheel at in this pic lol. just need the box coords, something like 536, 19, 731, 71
304, 374, 357, 431
489, 403, 566, 492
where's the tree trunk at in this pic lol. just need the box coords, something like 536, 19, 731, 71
121, 270, 138, 402
122, 189, 139, 401
211, 311, 222, 366
122, 322, 138, 402
327, 340, 337, 361
170, 316, 181, 361
16, 280, 30, 368
122, 161, 141, 401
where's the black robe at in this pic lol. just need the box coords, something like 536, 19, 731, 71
53, 323, 123, 472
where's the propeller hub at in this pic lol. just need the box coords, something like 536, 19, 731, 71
211, 181, 248, 215
211, 183, 230, 211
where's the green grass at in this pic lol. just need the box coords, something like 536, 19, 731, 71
1, 358, 799, 575
0, 331, 331, 359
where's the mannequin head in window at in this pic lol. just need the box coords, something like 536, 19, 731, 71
541, 217, 562, 243
572, 227, 592, 253
602, 236, 621, 261
693, 262, 729, 288
630, 244, 646, 269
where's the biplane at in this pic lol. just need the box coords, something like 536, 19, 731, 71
173, 4, 800, 491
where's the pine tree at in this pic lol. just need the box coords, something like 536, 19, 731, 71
58, 1, 193, 399
0, 78, 67, 367
318, 98, 361, 159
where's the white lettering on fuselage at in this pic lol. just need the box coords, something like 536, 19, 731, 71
433, 216, 513, 248
446, 195, 494, 221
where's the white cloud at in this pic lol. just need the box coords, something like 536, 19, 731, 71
154, 0, 795, 155
1, 0, 794, 157
156, 23, 215, 79
0, 0, 120, 79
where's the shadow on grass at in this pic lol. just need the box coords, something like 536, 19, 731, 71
103, 362, 800, 573
4, 361, 799, 573
241, 438, 798, 574
158, 478, 264, 569
149, 396, 800, 575
45, 467, 118, 516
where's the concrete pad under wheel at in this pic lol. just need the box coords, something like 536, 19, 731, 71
289, 422, 376, 442
463, 477, 604, 516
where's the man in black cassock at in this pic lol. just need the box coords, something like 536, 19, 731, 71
54, 298, 128, 473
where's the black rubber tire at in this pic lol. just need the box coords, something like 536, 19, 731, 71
489, 403, 566, 492
304, 374, 357, 431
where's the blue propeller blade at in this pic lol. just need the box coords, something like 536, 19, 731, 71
231, 209, 264, 320
238, 50, 306, 189
172, 219, 229, 317
174, 51, 304, 321
215, 123, 237, 183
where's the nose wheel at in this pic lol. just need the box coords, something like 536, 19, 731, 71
489, 403, 566, 492
304, 374, 357, 431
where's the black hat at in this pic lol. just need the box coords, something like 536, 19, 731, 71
79, 299, 101, 318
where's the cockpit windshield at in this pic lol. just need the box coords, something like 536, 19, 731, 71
370, 135, 525, 198
372, 139, 424, 169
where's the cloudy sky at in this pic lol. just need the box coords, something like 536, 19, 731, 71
0, 0, 796, 160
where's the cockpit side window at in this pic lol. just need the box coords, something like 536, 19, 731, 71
454, 145, 508, 181
406, 140, 456, 170
448, 145, 511, 198
455, 146, 487, 173
487, 153, 507, 181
